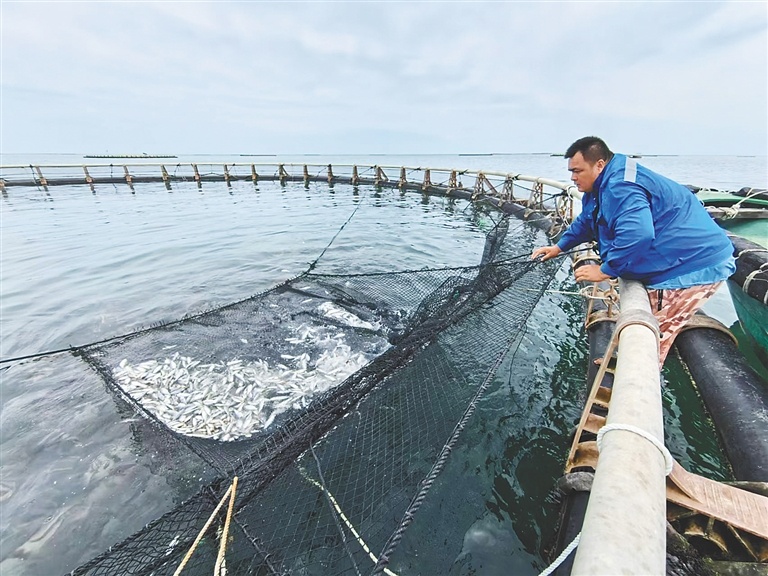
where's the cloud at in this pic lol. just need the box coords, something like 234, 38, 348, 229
1, 1, 766, 154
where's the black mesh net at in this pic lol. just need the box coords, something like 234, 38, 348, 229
71, 213, 559, 576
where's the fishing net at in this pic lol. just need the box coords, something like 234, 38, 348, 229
71, 205, 560, 575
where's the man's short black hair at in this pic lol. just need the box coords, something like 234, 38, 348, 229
565, 136, 614, 164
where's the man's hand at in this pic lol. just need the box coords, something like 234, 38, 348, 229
574, 264, 611, 283
531, 245, 562, 262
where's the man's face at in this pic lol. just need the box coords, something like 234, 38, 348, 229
567, 152, 605, 193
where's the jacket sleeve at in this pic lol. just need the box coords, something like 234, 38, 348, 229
556, 196, 596, 252
599, 182, 655, 278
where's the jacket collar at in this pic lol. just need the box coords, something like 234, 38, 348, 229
592, 154, 621, 192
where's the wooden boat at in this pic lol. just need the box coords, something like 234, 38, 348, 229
694, 186, 768, 245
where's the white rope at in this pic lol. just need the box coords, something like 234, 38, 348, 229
735, 248, 768, 258
596, 423, 674, 476
523, 288, 611, 300
173, 479, 235, 576
719, 206, 739, 219
214, 476, 238, 576
538, 531, 581, 576
730, 187, 767, 210
579, 286, 614, 301
538, 424, 672, 575
300, 469, 399, 576
715, 188, 766, 218
742, 266, 768, 303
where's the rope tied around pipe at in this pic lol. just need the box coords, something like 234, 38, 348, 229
719, 187, 768, 217
596, 423, 674, 476
584, 279, 621, 329
742, 262, 768, 303
540, 418, 673, 575
540, 423, 674, 576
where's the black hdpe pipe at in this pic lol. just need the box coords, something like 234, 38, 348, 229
549, 257, 616, 576
550, 308, 768, 575
528, 206, 768, 571
551, 317, 614, 576
673, 233, 768, 482
675, 322, 768, 482
548, 272, 768, 575
488, 206, 768, 568
729, 234, 768, 304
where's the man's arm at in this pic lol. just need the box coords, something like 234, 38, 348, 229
556, 204, 596, 253
531, 245, 561, 261
575, 264, 611, 282
531, 194, 597, 260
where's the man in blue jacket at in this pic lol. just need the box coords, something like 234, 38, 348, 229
531, 136, 735, 368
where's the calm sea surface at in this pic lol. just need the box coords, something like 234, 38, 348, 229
1, 153, 765, 575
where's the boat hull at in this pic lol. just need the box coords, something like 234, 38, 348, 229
728, 279, 768, 370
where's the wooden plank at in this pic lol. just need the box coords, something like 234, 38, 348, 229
667, 461, 768, 540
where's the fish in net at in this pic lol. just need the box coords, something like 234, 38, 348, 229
71, 213, 560, 575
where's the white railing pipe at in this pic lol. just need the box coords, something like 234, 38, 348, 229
571, 278, 667, 575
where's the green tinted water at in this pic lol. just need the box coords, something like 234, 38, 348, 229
0, 154, 757, 574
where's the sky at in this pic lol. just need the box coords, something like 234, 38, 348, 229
1, 1, 766, 156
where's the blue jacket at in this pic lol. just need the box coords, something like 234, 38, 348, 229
556, 154, 733, 285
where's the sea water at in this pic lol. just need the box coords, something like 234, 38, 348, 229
0, 153, 765, 575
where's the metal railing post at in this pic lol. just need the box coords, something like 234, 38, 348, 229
572, 278, 667, 575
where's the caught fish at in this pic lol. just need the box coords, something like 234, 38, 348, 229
112, 324, 381, 442
317, 302, 379, 331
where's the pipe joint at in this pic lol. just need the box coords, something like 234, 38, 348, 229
614, 307, 659, 339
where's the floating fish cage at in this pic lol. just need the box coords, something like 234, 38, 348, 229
0, 161, 574, 226
2, 161, 767, 576
2, 162, 576, 575
70, 226, 560, 575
